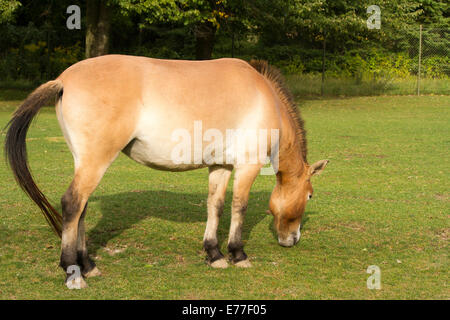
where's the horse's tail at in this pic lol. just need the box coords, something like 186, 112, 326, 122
249, 59, 308, 162
4, 80, 64, 238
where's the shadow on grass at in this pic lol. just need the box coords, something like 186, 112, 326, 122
87, 190, 280, 256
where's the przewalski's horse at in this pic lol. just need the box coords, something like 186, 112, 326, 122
4, 55, 328, 289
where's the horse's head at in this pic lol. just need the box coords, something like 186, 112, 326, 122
269, 159, 328, 247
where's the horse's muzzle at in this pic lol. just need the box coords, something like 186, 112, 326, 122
277, 228, 301, 247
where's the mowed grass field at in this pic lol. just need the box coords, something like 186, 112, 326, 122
0, 89, 448, 299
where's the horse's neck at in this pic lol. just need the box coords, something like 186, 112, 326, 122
278, 151, 305, 185
277, 115, 306, 181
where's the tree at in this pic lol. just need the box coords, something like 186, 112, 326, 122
116, 0, 244, 60
0, 0, 21, 23
86, 0, 112, 58
247, 0, 425, 53
416, 0, 449, 25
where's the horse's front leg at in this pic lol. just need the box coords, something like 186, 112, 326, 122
228, 165, 262, 268
204, 166, 232, 268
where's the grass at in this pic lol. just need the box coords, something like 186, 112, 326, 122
0, 88, 448, 299
286, 74, 450, 97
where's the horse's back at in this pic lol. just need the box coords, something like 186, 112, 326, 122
58, 54, 274, 106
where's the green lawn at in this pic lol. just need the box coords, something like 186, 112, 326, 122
286, 75, 450, 97
0, 90, 448, 299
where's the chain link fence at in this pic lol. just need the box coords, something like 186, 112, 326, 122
364, 26, 444, 96
416, 27, 449, 94
285, 26, 449, 97
0, 21, 448, 97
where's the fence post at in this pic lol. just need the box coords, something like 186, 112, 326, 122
417, 25, 422, 96
321, 35, 326, 96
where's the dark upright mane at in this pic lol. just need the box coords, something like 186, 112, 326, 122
249, 60, 307, 162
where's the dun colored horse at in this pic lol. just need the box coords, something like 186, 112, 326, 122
5, 55, 328, 289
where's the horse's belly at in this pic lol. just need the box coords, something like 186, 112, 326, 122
122, 89, 273, 171
122, 136, 206, 171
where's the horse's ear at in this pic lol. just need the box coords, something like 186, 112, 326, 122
308, 160, 329, 176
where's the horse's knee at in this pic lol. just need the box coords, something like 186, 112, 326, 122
215, 199, 225, 216
231, 200, 248, 217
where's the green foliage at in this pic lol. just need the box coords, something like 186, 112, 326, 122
0, 33, 83, 81
328, 50, 412, 80
0, 0, 21, 23
50, 42, 84, 73
422, 56, 450, 78
114, 0, 236, 27
251, 0, 424, 51
0, 0, 448, 90
133, 45, 182, 59
416, 0, 449, 24
283, 55, 305, 75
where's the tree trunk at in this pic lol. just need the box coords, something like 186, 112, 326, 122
85, 0, 111, 58
194, 21, 216, 60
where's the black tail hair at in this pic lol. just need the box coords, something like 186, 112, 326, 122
4, 80, 63, 237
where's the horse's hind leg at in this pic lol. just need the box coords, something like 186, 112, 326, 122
56, 87, 139, 288
61, 161, 112, 289
77, 202, 101, 278
204, 166, 232, 268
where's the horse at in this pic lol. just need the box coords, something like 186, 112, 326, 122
4, 55, 328, 289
